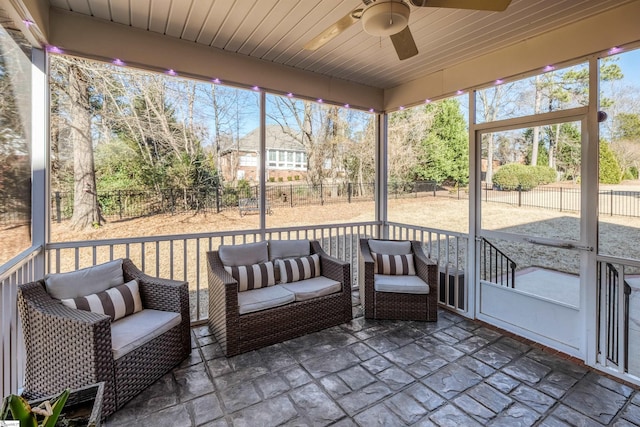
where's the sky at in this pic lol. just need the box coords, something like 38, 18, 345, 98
616, 47, 640, 92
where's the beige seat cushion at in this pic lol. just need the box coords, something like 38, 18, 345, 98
238, 284, 295, 314
374, 274, 430, 294
111, 309, 182, 359
45, 259, 124, 300
280, 276, 342, 301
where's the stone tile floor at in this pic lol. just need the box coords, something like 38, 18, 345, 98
105, 309, 640, 426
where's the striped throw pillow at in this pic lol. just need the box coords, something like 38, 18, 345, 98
224, 261, 276, 292
371, 252, 416, 276
61, 279, 142, 321
277, 254, 321, 283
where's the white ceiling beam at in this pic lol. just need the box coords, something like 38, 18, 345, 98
46, 8, 385, 112
384, 1, 640, 111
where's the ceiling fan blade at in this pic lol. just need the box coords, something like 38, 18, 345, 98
304, 8, 362, 50
408, 0, 511, 11
390, 26, 418, 60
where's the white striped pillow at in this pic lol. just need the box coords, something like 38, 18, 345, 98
371, 252, 416, 276
277, 254, 321, 284
60, 279, 142, 321
224, 261, 276, 292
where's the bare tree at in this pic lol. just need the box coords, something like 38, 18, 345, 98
66, 60, 104, 229
611, 139, 640, 181
476, 83, 519, 184
267, 97, 345, 186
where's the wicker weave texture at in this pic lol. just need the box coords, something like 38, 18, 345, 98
17, 259, 191, 417
207, 240, 352, 357
358, 239, 438, 322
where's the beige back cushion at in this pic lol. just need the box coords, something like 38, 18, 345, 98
368, 240, 412, 255
219, 241, 269, 267
45, 259, 124, 300
268, 239, 311, 260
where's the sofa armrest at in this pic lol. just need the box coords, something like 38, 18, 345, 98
310, 241, 350, 289
411, 241, 438, 294
207, 251, 241, 355
18, 281, 114, 397
122, 258, 188, 314
358, 239, 376, 317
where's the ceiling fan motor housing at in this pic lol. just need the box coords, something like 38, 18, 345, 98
362, 1, 410, 37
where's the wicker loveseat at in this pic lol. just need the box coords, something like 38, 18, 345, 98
17, 258, 191, 417
359, 239, 438, 321
207, 239, 352, 356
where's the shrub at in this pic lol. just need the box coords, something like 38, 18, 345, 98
517, 172, 537, 191
492, 164, 524, 190
493, 163, 556, 191
533, 166, 557, 185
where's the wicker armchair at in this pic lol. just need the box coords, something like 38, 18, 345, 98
207, 240, 352, 356
17, 259, 191, 417
359, 239, 438, 321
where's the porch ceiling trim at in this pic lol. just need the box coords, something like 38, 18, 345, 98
47, 7, 385, 112
384, 1, 640, 111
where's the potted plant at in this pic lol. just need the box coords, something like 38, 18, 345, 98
1, 382, 104, 427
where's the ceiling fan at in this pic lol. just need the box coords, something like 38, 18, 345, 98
304, 0, 512, 60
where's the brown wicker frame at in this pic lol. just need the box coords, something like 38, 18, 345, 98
17, 258, 191, 417
207, 240, 352, 357
359, 239, 438, 321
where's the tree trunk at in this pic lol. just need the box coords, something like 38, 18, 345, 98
531, 75, 542, 166
486, 133, 495, 186
69, 63, 103, 230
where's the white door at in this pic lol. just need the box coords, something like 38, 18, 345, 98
474, 113, 593, 358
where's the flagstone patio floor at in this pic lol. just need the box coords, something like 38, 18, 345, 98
104, 309, 640, 426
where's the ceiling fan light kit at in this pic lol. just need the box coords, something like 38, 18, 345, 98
361, 1, 410, 36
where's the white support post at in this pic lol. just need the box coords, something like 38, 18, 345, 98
468, 90, 478, 319
583, 56, 601, 367
375, 113, 388, 239
31, 47, 48, 279
259, 90, 266, 239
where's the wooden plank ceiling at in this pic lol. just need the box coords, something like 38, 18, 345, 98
48, 0, 634, 89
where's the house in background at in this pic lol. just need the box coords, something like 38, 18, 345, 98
219, 125, 307, 183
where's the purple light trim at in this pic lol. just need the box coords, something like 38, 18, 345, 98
113, 58, 125, 66
22, 19, 34, 28
369, 108, 375, 113
425, 99, 431, 103
609, 46, 623, 55
213, 78, 221, 84
287, 92, 294, 97
495, 79, 503, 85
167, 69, 177, 76
456, 90, 464, 95
399, 106, 404, 110
543, 65, 555, 72
253, 86, 260, 91
317, 98, 323, 103
344, 104, 350, 108
46, 45, 63, 54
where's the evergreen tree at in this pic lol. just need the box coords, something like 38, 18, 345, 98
599, 141, 622, 184
413, 99, 469, 185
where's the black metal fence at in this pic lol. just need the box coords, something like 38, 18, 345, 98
48, 181, 447, 222
483, 183, 640, 217
0, 196, 30, 225
15, 181, 640, 224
